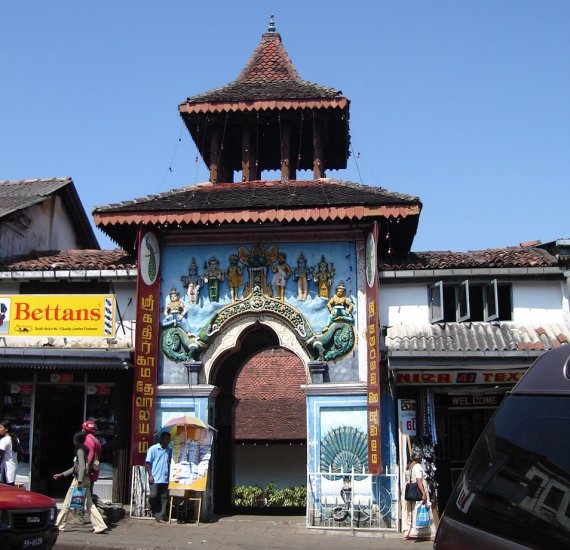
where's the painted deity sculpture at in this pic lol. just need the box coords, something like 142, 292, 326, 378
271, 252, 292, 302
180, 257, 201, 305
160, 246, 356, 364
326, 281, 354, 324
313, 255, 336, 299
238, 242, 278, 298
203, 257, 225, 303
293, 252, 313, 301
226, 254, 243, 303
162, 288, 191, 333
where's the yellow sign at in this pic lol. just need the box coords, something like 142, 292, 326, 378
0, 295, 115, 337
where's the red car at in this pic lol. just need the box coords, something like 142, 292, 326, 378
0, 485, 59, 550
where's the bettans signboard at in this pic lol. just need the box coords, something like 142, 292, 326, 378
0, 295, 115, 337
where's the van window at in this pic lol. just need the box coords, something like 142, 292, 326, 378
444, 395, 570, 550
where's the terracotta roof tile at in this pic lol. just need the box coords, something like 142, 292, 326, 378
380, 246, 558, 271
182, 31, 344, 110
0, 249, 136, 272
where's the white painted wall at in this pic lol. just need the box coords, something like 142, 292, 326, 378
380, 284, 430, 326
563, 276, 570, 331
36, 197, 80, 250
234, 444, 306, 489
512, 282, 565, 324
0, 198, 81, 259
380, 280, 566, 326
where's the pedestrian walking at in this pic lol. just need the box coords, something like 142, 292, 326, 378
0, 419, 19, 485
145, 432, 172, 522
53, 431, 107, 534
82, 419, 102, 494
403, 450, 431, 541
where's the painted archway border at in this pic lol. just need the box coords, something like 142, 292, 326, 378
202, 313, 312, 384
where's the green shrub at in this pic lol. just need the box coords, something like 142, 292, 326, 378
234, 485, 264, 506
233, 483, 306, 507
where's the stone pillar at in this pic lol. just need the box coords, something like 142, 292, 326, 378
308, 360, 328, 384
184, 361, 203, 386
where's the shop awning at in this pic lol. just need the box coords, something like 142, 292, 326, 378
0, 347, 133, 370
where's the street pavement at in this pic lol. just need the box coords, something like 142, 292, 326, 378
54, 514, 434, 550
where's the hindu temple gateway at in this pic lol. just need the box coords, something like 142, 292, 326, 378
93, 17, 420, 525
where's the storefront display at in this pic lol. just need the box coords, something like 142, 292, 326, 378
0, 374, 122, 497
2, 382, 33, 486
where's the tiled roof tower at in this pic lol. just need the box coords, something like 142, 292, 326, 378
94, 16, 422, 254
179, 16, 350, 183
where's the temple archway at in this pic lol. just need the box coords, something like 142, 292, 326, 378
209, 322, 307, 514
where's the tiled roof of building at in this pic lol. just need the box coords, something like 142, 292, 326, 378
0, 249, 136, 272
0, 177, 99, 249
386, 322, 570, 354
0, 177, 72, 219
94, 179, 421, 214
380, 246, 558, 271
181, 26, 345, 112
94, 179, 421, 253
234, 348, 306, 440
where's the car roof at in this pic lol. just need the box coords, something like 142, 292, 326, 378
512, 344, 570, 395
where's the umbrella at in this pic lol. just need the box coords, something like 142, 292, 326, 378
157, 415, 215, 439
163, 415, 207, 429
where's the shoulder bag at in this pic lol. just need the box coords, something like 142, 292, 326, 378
404, 480, 423, 501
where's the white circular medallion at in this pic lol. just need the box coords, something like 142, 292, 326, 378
139, 232, 160, 286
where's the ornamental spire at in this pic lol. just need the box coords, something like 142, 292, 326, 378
267, 14, 276, 33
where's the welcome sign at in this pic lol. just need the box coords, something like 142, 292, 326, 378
0, 295, 115, 337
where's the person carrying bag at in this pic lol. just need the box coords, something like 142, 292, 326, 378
53, 432, 108, 534
403, 450, 431, 541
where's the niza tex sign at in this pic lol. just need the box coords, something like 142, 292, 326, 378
0, 295, 115, 337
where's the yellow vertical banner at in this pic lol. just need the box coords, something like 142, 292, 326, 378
365, 222, 381, 474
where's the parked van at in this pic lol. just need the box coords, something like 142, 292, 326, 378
434, 344, 570, 549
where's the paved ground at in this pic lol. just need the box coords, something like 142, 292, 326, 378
54, 515, 434, 550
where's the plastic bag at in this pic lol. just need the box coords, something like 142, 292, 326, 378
69, 486, 87, 510
416, 503, 430, 528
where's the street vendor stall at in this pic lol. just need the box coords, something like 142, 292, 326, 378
161, 415, 216, 524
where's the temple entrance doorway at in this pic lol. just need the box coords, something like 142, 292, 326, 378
210, 323, 307, 514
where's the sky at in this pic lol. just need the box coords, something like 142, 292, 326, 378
1, 1, 568, 252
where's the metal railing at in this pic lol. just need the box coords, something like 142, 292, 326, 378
307, 469, 399, 531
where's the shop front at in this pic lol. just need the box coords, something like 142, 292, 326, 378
391, 361, 533, 515
0, 350, 133, 501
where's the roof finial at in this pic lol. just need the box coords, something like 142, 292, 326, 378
268, 14, 276, 33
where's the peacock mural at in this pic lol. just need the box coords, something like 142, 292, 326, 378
320, 425, 369, 481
